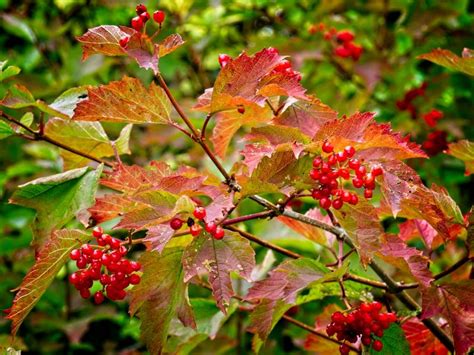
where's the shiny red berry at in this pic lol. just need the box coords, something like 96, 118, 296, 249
336, 30, 355, 43
92, 226, 104, 238
322, 141, 334, 153
364, 189, 373, 199
170, 217, 183, 230
205, 221, 217, 234
135, 4, 147, 15
372, 340, 383, 351
320, 197, 331, 210
371, 166, 383, 176
153, 10, 166, 24
190, 224, 202, 237
94, 291, 105, 304
130, 274, 141, 285
193, 207, 206, 220
139, 11, 150, 23
237, 106, 245, 114
332, 199, 343, 210
70, 249, 81, 260
213, 226, 225, 240
131, 16, 144, 31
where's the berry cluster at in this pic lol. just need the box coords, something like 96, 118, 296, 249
170, 207, 225, 240
396, 82, 427, 119
422, 108, 444, 128
68, 227, 141, 304
422, 130, 448, 156
326, 302, 398, 354
119, 4, 166, 47
309, 24, 362, 61
309, 142, 382, 210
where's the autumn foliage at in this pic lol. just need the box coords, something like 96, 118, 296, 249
0, 2, 473, 355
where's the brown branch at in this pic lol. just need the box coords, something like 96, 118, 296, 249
1, 111, 114, 167
433, 254, 470, 281
222, 210, 274, 226
225, 226, 302, 260
155, 73, 232, 183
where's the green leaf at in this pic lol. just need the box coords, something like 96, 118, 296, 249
7, 229, 91, 335
0, 61, 21, 82
9, 165, 103, 249
0, 14, 36, 43
45, 117, 132, 169
129, 248, 195, 354
0, 84, 35, 108
0, 121, 15, 140
48, 86, 89, 118
368, 323, 411, 355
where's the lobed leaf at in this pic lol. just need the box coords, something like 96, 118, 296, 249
333, 199, 383, 266
402, 318, 448, 355
73, 76, 172, 124
421, 281, 474, 355
7, 229, 91, 335
45, 117, 132, 169
129, 248, 195, 354
182, 231, 255, 312
10, 166, 103, 249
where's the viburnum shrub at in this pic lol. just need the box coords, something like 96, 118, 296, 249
0, 4, 473, 355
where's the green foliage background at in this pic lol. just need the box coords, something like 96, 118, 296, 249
0, 0, 472, 353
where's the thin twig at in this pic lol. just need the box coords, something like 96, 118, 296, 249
225, 226, 302, 260
1, 111, 114, 167
433, 254, 470, 281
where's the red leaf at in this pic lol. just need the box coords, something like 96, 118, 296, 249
402, 318, 448, 355
7, 229, 91, 335
272, 97, 338, 137
333, 200, 383, 266
399, 219, 439, 249
379, 234, 434, 288
313, 112, 427, 161
246, 258, 330, 303
182, 231, 255, 313
421, 281, 474, 355
76, 25, 134, 60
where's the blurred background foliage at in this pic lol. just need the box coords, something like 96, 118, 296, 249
0, 0, 472, 353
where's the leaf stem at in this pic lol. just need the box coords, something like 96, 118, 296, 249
155, 73, 232, 182
0, 111, 114, 167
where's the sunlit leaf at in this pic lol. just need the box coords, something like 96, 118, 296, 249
7, 229, 91, 335
418, 48, 474, 76
447, 140, 473, 176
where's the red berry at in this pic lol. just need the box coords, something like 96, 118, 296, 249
218, 54, 232, 68
355, 165, 367, 177
320, 197, 332, 210
364, 189, 373, 199
193, 207, 206, 220
339, 344, 351, 355
336, 30, 355, 43
170, 217, 183, 230
70, 249, 81, 260
153, 10, 166, 24
310, 169, 321, 180
348, 158, 360, 170
190, 224, 202, 237
213, 226, 225, 240
328, 154, 337, 166
81, 243, 93, 256
336, 151, 347, 162
139, 11, 150, 23
130, 261, 141, 272
344, 146, 355, 158
332, 199, 343, 210
237, 106, 245, 114
76, 258, 88, 269
338, 168, 350, 180
372, 340, 383, 352
135, 4, 147, 15
109, 238, 121, 250
92, 226, 104, 238
326, 324, 336, 336
361, 335, 372, 346
129, 273, 141, 285
205, 221, 217, 234
131, 16, 144, 31
371, 166, 383, 176
322, 141, 334, 153
331, 312, 345, 323
334, 45, 352, 58
313, 157, 322, 167
80, 288, 91, 299
349, 194, 358, 205
100, 274, 111, 285
94, 291, 105, 304
352, 177, 363, 188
